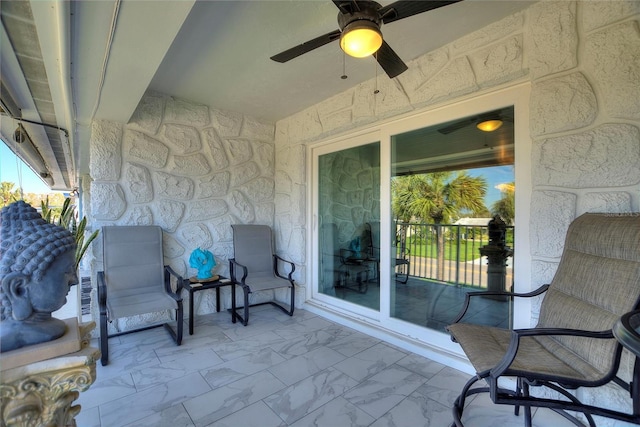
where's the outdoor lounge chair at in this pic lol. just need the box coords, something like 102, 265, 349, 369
447, 212, 640, 426
98, 225, 184, 366
229, 224, 295, 326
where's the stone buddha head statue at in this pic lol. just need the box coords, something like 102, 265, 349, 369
0, 201, 78, 352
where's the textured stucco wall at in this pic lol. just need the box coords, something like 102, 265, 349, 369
88, 92, 295, 333
275, 1, 640, 299
86, 1, 639, 421
273, 2, 640, 422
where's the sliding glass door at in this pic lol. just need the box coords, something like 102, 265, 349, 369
311, 85, 531, 353
390, 107, 515, 332
317, 141, 380, 311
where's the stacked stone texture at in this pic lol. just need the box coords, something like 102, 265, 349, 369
89, 93, 279, 328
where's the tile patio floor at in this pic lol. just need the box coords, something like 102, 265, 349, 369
76, 305, 577, 427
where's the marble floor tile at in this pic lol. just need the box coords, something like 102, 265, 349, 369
369, 389, 453, 427
394, 352, 447, 380
343, 365, 428, 418
74, 405, 100, 427
77, 372, 136, 409
326, 330, 381, 357
263, 367, 359, 424
288, 396, 375, 427
183, 370, 286, 426
213, 331, 287, 360
123, 403, 195, 427
333, 342, 407, 382
99, 372, 211, 427
200, 346, 287, 388
79, 307, 601, 427
420, 366, 474, 408
272, 316, 336, 339
207, 401, 286, 427
268, 346, 346, 386
271, 329, 341, 358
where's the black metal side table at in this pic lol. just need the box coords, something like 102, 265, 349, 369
614, 310, 640, 358
182, 276, 233, 335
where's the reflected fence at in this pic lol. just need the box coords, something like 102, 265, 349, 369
396, 221, 514, 290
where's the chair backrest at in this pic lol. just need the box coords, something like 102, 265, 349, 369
365, 222, 380, 259
320, 223, 340, 257
538, 213, 640, 379
102, 225, 165, 292
232, 224, 274, 275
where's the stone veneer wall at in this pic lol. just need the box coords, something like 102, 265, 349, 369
318, 145, 381, 247
87, 92, 306, 333
273, 1, 639, 423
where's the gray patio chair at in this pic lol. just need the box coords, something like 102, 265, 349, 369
447, 213, 640, 426
98, 225, 184, 366
229, 224, 295, 326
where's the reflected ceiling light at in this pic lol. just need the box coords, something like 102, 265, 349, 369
340, 20, 382, 58
476, 119, 503, 132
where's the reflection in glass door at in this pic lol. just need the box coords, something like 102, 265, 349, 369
317, 142, 380, 311
390, 107, 515, 332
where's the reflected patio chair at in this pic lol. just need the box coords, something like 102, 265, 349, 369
447, 213, 640, 426
364, 222, 410, 283
319, 222, 344, 294
98, 225, 184, 366
229, 224, 295, 326
338, 244, 370, 294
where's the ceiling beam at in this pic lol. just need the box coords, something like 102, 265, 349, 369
91, 0, 195, 124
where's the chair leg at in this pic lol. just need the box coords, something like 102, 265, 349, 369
289, 283, 295, 316
243, 285, 250, 326
452, 374, 484, 427
515, 377, 533, 427
175, 302, 183, 346
99, 311, 109, 366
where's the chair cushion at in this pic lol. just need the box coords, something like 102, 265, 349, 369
537, 214, 640, 380
107, 287, 177, 319
448, 323, 605, 384
242, 272, 293, 292
450, 213, 640, 385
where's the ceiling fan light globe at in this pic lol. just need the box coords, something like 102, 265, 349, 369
476, 119, 503, 132
340, 21, 382, 58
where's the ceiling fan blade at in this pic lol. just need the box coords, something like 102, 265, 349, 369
380, 0, 463, 24
375, 41, 408, 78
332, 0, 355, 14
270, 30, 342, 63
437, 117, 475, 134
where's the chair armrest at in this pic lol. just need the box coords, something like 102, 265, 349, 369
229, 258, 248, 284
451, 284, 550, 324
164, 265, 184, 301
274, 254, 295, 281
491, 327, 615, 378
97, 271, 107, 314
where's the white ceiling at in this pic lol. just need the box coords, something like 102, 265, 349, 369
1, 0, 534, 190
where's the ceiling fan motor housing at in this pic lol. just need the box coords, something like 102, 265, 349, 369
337, 1, 382, 30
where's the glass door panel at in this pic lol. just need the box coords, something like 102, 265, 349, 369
390, 107, 515, 332
318, 142, 380, 311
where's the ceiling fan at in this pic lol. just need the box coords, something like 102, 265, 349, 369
270, 0, 462, 79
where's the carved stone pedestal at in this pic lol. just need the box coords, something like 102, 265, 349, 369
0, 321, 100, 427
